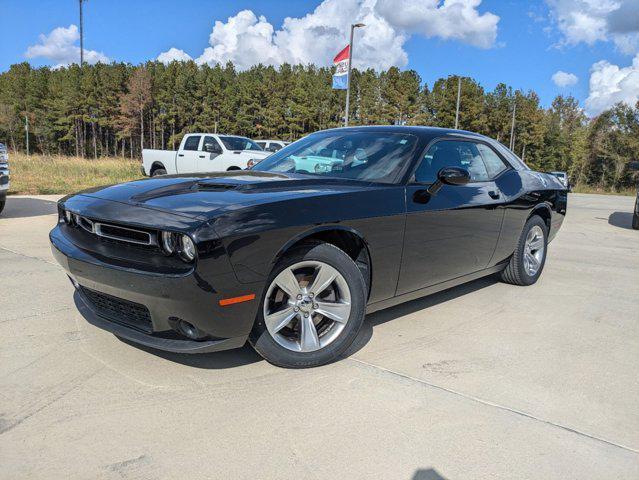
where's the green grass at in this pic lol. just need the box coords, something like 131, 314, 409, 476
7, 153, 143, 195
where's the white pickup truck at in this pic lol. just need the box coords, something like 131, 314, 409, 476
142, 133, 270, 176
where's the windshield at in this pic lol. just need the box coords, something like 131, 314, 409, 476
252, 131, 418, 183
219, 136, 263, 151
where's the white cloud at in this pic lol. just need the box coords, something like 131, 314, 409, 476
25, 24, 109, 68
375, 0, 499, 49
546, 0, 639, 54
585, 54, 639, 114
157, 48, 192, 64
158, 0, 499, 71
552, 70, 579, 86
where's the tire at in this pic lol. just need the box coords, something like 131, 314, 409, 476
632, 212, 639, 230
500, 215, 548, 286
249, 242, 367, 368
0, 198, 5, 214
227, 166, 241, 171
151, 168, 166, 177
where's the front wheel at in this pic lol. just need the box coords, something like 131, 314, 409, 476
151, 168, 166, 177
250, 242, 366, 368
500, 215, 548, 286
0, 198, 5, 214
632, 212, 639, 230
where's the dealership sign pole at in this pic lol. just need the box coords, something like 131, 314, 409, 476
333, 23, 365, 127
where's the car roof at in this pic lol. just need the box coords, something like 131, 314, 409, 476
316, 125, 488, 142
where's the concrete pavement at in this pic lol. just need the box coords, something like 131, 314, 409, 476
1, 193, 638, 479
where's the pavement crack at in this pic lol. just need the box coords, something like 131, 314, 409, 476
0, 306, 72, 324
349, 357, 639, 455
0, 244, 60, 268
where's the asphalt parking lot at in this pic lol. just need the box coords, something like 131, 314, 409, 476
1, 193, 638, 479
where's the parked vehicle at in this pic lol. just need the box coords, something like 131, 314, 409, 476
142, 134, 270, 176
629, 161, 639, 230
255, 140, 290, 153
0, 143, 8, 214
51, 126, 568, 368
549, 171, 569, 189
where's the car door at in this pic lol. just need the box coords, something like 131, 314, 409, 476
198, 136, 225, 172
396, 138, 506, 295
177, 135, 202, 173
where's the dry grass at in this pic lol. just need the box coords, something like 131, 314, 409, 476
7, 153, 143, 195
571, 183, 636, 196
6, 152, 637, 197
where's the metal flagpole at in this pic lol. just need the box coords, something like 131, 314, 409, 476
509, 99, 517, 150
344, 23, 364, 127
25, 114, 29, 157
454, 76, 461, 129
79, 0, 85, 66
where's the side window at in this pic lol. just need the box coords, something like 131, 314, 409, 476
414, 140, 489, 183
256, 141, 266, 149
477, 144, 508, 178
202, 136, 222, 153
183, 135, 201, 151
269, 143, 282, 152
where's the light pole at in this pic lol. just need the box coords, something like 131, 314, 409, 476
79, 0, 85, 66
344, 23, 365, 127
454, 76, 462, 129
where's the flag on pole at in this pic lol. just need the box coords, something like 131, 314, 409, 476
332, 45, 350, 90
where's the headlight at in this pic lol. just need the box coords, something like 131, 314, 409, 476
160, 231, 176, 255
64, 209, 73, 225
178, 234, 196, 262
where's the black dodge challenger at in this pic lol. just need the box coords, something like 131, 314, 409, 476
50, 126, 568, 368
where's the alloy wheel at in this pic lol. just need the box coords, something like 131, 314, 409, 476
263, 260, 352, 352
523, 225, 545, 276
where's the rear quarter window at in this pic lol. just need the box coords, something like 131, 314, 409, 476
183, 136, 201, 151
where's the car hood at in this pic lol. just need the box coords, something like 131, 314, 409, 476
69, 171, 369, 220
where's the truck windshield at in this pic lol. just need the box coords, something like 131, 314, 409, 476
219, 136, 263, 151
252, 131, 419, 184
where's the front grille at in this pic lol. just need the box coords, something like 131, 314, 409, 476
70, 214, 157, 248
80, 286, 152, 332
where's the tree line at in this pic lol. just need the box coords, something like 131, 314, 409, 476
0, 61, 637, 190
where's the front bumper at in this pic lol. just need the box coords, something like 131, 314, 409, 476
50, 223, 263, 354
0, 164, 9, 192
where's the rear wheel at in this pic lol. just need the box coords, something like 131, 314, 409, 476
250, 242, 366, 368
500, 215, 548, 286
632, 212, 639, 230
151, 168, 166, 177
0, 198, 5, 214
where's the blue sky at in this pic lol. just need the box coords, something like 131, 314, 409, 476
2, 0, 638, 114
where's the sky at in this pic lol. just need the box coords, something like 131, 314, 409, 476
2, 0, 638, 115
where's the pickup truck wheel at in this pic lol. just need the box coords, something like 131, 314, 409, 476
249, 242, 366, 368
500, 216, 548, 286
0, 198, 5, 214
632, 212, 639, 230
151, 168, 166, 177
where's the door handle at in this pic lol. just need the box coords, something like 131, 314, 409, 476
178, 154, 184, 157
199, 155, 205, 158
488, 189, 500, 199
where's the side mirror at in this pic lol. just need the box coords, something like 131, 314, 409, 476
426, 166, 470, 196
438, 167, 470, 186
204, 143, 220, 154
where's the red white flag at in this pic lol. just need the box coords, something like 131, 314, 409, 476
332, 45, 350, 89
